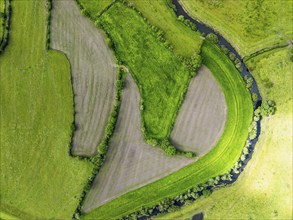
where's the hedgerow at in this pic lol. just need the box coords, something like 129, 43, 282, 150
0, 0, 11, 53
72, 68, 125, 220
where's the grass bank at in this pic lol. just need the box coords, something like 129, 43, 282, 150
82, 41, 253, 219
0, 1, 93, 218
180, 0, 293, 57
156, 48, 292, 220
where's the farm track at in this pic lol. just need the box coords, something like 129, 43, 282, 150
51, 0, 116, 156
82, 75, 194, 212
171, 66, 227, 155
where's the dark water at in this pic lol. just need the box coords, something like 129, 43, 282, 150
172, 0, 262, 108
138, 1, 264, 219
192, 212, 204, 220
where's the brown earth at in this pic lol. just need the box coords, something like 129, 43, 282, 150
82, 75, 194, 212
50, 0, 116, 156
171, 65, 227, 156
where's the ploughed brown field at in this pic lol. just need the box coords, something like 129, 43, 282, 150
82, 75, 194, 212
171, 65, 227, 156
51, 0, 116, 156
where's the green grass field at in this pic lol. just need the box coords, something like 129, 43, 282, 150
77, 0, 112, 18
82, 41, 253, 219
0, 1, 93, 219
156, 48, 292, 220
126, 0, 202, 57
180, 0, 293, 57
98, 2, 193, 140
79, 0, 203, 58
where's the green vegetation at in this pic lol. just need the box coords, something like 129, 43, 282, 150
79, 0, 203, 58
76, 0, 112, 18
97, 2, 194, 147
0, 0, 10, 52
0, 1, 93, 218
82, 41, 252, 219
0, 0, 4, 38
180, 0, 293, 56
126, 0, 202, 57
156, 48, 292, 220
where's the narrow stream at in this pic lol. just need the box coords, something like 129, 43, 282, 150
138, 1, 264, 219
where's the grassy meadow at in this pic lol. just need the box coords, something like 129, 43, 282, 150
0, 1, 93, 218
78, 0, 203, 58
98, 2, 193, 140
180, 0, 293, 57
156, 47, 292, 220
76, 0, 112, 18
82, 41, 253, 219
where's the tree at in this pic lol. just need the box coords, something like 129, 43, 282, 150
206, 33, 219, 44
260, 99, 276, 116
251, 92, 258, 102
164, 146, 176, 156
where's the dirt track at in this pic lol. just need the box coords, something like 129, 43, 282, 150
171, 66, 227, 156
82, 75, 194, 212
50, 0, 116, 156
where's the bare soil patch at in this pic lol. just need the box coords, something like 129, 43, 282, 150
171, 66, 227, 156
82, 75, 194, 212
51, 0, 116, 156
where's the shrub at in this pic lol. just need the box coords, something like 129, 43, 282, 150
260, 99, 276, 116
243, 75, 253, 90
206, 33, 218, 44
251, 92, 258, 102
164, 145, 177, 156
202, 189, 212, 197
229, 52, 236, 61
220, 45, 229, 55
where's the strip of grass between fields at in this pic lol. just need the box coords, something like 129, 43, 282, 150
82, 41, 253, 219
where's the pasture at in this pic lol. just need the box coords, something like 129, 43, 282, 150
97, 2, 193, 141
180, 0, 293, 57
171, 65, 227, 154
82, 42, 253, 220
77, 0, 113, 18
82, 75, 194, 213
126, 0, 203, 57
157, 47, 292, 220
51, 0, 117, 156
0, 0, 93, 218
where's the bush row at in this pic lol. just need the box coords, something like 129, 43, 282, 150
72, 68, 125, 220
219, 44, 242, 71
177, 15, 197, 31
0, 0, 11, 53
45, 0, 52, 50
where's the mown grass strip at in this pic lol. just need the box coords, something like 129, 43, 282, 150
83, 41, 253, 219
0, 1, 93, 218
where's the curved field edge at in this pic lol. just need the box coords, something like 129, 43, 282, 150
82, 41, 253, 219
156, 47, 292, 220
178, 0, 293, 57
0, 0, 93, 219
50, 0, 117, 156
